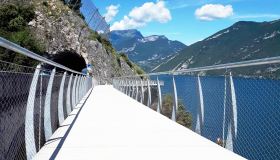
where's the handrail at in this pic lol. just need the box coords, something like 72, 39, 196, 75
0, 37, 84, 75
116, 55, 280, 78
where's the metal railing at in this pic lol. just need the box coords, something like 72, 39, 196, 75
0, 37, 95, 160
113, 57, 280, 160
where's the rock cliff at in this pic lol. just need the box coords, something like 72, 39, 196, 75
27, 0, 136, 82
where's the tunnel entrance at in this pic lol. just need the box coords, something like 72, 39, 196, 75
46, 50, 87, 72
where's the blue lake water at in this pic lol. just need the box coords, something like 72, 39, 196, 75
150, 75, 280, 159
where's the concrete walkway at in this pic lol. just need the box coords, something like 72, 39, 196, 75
35, 85, 245, 160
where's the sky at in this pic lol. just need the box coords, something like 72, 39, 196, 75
93, 0, 280, 45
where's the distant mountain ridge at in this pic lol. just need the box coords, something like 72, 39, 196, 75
109, 29, 187, 72
155, 19, 280, 76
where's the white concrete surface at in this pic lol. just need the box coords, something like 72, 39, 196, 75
35, 85, 245, 160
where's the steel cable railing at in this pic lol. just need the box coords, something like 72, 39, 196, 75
113, 58, 280, 160
0, 37, 95, 160
64, 0, 110, 37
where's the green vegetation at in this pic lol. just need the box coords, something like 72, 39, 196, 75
118, 53, 146, 76
88, 30, 101, 41
61, 0, 84, 19
0, 4, 45, 67
119, 53, 133, 68
88, 23, 145, 77
88, 30, 145, 76
42, 1, 49, 7
156, 20, 280, 77
0, 4, 35, 31
65, 0, 82, 11
88, 30, 117, 56
90, 31, 111, 50
161, 95, 192, 129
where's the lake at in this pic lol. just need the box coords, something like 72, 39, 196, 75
150, 75, 280, 160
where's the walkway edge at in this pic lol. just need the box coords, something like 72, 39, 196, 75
34, 88, 93, 160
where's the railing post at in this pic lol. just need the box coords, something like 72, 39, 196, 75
141, 80, 144, 104
85, 76, 88, 94
82, 76, 86, 96
222, 74, 227, 147
118, 80, 121, 91
80, 76, 83, 100
112, 79, 115, 88
125, 80, 128, 95
58, 72, 67, 126
128, 80, 131, 96
171, 76, 178, 121
147, 80, 152, 107
127, 80, 129, 96
120, 80, 124, 92
44, 68, 56, 141
66, 74, 73, 115
114, 79, 117, 89
122, 80, 125, 94
72, 75, 78, 109
136, 80, 139, 101
77, 76, 81, 102
80, 76, 83, 99
25, 65, 41, 160
195, 76, 204, 135
85, 77, 88, 92
127, 80, 129, 95
82, 76, 85, 97
79, 76, 83, 100
132, 80, 135, 99
230, 72, 237, 138
225, 72, 238, 151
156, 77, 162, 113
129, 80, 133, 97
75, 76, 80, 104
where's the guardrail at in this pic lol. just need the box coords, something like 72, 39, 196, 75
0, 37, 94, 160
113, 79, 164, 108
113, 57, 280, 160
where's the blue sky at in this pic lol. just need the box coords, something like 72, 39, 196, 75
94, 0, 280, 45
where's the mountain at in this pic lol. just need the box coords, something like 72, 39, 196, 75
109, 29, 187, 72
155, 19, 280, 76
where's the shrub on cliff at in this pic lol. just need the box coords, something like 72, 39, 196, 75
161, 95, 192, 129
8, 16, 25, 31
0, 4, 35, 31
0, 4, 45, 67
118, 53, 145, 76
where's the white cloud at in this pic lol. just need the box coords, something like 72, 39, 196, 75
195, 4, 234, 21
104, 4, 120, 23
111, 1, 172, 30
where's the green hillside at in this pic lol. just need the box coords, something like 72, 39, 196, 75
156, 19, 280, 76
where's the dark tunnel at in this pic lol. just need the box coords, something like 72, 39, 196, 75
44, 50, 87, 72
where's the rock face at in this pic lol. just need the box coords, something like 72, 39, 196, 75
28, 0, 136, 82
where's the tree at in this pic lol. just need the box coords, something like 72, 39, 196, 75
65, 0, 82, 11
154, 94, 192, 129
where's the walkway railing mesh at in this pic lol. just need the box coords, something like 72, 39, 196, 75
113, 59, 280, 160
0, 37, 94, 160
65, 0, 110, 36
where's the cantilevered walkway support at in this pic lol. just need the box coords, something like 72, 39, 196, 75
35, 85, 244, 160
